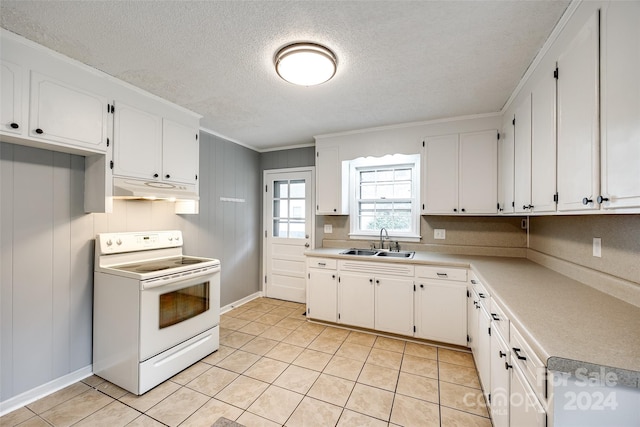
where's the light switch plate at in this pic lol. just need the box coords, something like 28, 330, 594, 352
593, 237, 601, 257
434, 229, 446, 240
324, 224, 333, 234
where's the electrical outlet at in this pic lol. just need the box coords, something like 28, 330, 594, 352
521, 218, 528, 230
434, 229, 446, 240
324, 224, 333, 234
593, 237, 601, 258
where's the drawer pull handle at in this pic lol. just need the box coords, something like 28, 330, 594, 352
436, 273, 448, 278
470, 279, 478, 285
318, 262, 326, 266
499, 351, 507, 358
505, 361, 513, 370
512, 347, 527, 361
478, 293, 486, 298
491, 313, 500, 321
474, 302, 480, 309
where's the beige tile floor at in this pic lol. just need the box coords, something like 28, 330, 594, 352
2, 297, 491, 427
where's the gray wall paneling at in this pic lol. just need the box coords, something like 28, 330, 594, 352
260, 147, 315, 171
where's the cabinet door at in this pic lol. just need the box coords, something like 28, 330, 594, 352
514, 93, 532, 214
307, 269, 337, 323
29, 71, 108, 152
162, 118, 198, 184
510, 364, 546, 427
415, 280, 467, 346
316, 146, 343, 214
459, 130, 498, 214
113, 102, 162, 180
424, 134, 458, 214
557, 11, 600, 211
600, 2, 640, 209
0, 60, 23, 136
530, 72, 557, 213
499, 115, 515, 214
490, 330, 510, 427
375, 277, 414, 336
467, 288, 479, 355
476, 306, 491, 392
338, 272, 374, 329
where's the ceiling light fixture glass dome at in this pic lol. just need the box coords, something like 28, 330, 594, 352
275, 42, 337, 86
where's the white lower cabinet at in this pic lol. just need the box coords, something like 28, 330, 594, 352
415, 266, 467, 346
490, 321, 511, 427
477, 301, 492, 393
338, 271, 375, 329
374, 276, 414, 335
510, 363, 547, 427
307, 271, 337, 323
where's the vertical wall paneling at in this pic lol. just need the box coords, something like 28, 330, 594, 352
1, 143, 15, 399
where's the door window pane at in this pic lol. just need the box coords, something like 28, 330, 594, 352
271, 178, 307, 238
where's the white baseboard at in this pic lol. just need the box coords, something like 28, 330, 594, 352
0, 365, 93, 416
220, 291, 263, 315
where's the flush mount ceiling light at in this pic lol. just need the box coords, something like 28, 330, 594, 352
275, 42, 337, 86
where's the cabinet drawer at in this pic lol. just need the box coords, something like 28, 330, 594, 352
415, 266, 467, 282
490, 298, 510, 340
510, 325, 546, 403
307, 258, 337, 269
470, 273, 490, 309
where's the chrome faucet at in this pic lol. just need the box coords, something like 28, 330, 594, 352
379, 228, 389, 250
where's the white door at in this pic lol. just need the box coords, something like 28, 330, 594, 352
264, 168, 314, 303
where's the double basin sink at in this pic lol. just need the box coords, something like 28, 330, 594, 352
340, 248, 415, 259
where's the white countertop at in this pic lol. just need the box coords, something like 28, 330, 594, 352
305, 248, 640, 388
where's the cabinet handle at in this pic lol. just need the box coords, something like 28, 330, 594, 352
436, 272, 448, 278
512, 347, 527, 361
333, 208, 337, 212
420, 284, 424, 289
453, 208, 457, 212
499, 351, 507, 358
461, 208, 466, 212
582, 197, 593, 205
491, 313, 500, 321
35, 128, 44, 134
317, 262, 326, 266
153, 173, 159, 178
505, 361, 513, 370
10, 122, 19, 129
597, 196, 609, 204
474, 302, 480, 309
470, 279, 478, 285
165, 174, 171, 179
375, 279, 380, 284
369, 279, 373, 283
478, 293, 486, 298
331, 274, 335, 279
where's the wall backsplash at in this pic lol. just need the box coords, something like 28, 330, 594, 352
318, 214, 528, 256
529, 214, 640, 285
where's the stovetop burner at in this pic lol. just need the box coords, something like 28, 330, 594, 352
113, 257, 209, 274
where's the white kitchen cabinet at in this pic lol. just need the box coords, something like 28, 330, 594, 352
415, 279, 467, 346
600, 2, 640, 210
29, 71, 109, 153
510, 363, 547, 427
162, 118, 199, 185
113, 102, 162, 180
530, 71, 557, 213
307, 260, 338, 323
556, 10, 600, 212
498, 114, 515, 214
338, 271, 375, 329
477, 301, 492, 393
374, 276, 414, 336
490, 327, 511, 427
467, 286, 480, 355
423, 130, 497, 215
514, 93, 532, 214
315, 145, 347, 214
0, 60, 23, 136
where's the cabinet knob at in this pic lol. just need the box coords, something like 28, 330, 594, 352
597, 196, 609, 204
375, 279, 380, 284
505, 361, 513, 370
499, 351, 506, 358
10, 122, 19, 129
153, 173, 159, 178
333, 208, 337, 212
369, 279, 373, 283
582, 197, 593, 205
35, 128, 44, 134
491, 313, 500, 321
165, 174, 171, 179
522, 205, 528, 210
461, 208, 466, 212
420, 284, 424, 289
453, 208, 457, 212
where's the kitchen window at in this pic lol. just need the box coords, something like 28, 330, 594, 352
349, 154, 420, 241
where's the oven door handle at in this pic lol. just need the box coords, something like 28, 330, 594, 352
141, 265, 220, 290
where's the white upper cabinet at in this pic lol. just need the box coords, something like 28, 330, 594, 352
113, 102, 162, 180
498, 114, 515, 214
315, 145, 346, 214
600, 2, 640, 209
513, 94, 532, 214
424, 130, 497, 215
459, 130, 498, 214
162, 118, 199, 185
423, 134, 458, 214
556, 10, 600, 212
530, 70, 557, 213
0, 60, 23, 136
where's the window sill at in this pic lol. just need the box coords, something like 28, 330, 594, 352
348, 233, 421, 243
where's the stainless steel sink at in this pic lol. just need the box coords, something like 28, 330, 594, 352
339, 249, 415, 259
339, 249, 378, 256
375, 251, 415, 259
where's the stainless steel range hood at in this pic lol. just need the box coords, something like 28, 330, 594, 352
112, 177, 199, 201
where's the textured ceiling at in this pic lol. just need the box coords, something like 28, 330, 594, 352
0, 1, 569, 151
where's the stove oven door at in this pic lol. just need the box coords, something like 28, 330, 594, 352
139, 267, 220, 361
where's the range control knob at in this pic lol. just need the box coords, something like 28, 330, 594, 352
106, 239, 113, 246
168, 237, 173, 241
175, 235, 180, 241
116, 239, 122, 245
